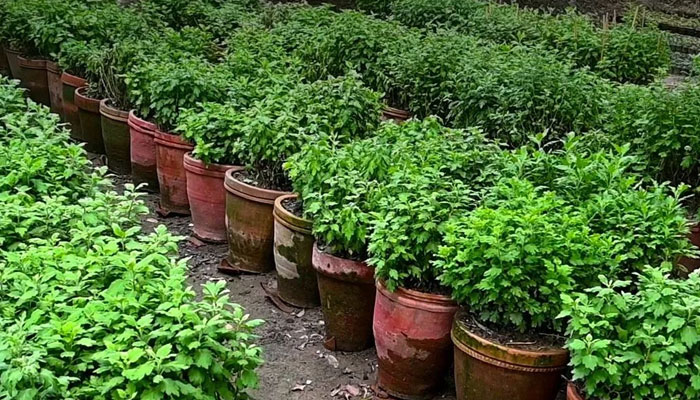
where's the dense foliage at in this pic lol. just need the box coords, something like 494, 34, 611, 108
0, 77, 263, 399
562, 268, 700, 400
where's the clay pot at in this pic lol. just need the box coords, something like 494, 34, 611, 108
273, 195, 320, 308
382, 106, 410, 123
45, 61, 63, 118
128, 111, 159, 192
74, 86, 105, 154
4, 47, 21, 80
224, 171, 290, 273
374, 280, 458, 399
0, 46, 9, 77
678, 222, 700, 277
154, 130, 193, 215
184, 153, 241, 242
17, 56, 50, 106
100, 100, 131, 175
451, 311, 569, 400
61, 72, 87, 141
312, 243, 375, 352
567, 382, 585, 400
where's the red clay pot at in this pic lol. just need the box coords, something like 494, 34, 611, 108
184, 153, 241, 243
678, 222, 700, 277
567, 382, 585, 400
223, 171, 290, 273
45, 61, 63, 118
4, 47, 21, 80
154, 130, 193, 215
17, 56, 50, 106
128, 111, 159, 193
273, 195, 320, 308
100, 100, 131, 175
61, 72, 87, 141
0, 46, 9, 77
374, 280, 458, 399
382, 106, 410, 123
75, 87, 105, 154
312, 243, 375, 352
451, 311, 569, 400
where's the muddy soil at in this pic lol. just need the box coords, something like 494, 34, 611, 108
105, 161, 565, 400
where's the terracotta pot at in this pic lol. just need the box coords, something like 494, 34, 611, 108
374, 280, 458, 399
154, 130, 193, 215
451, 311, 569, 400
273, 195, 320, 308
0, 46, 9, 77
128, 111, 159, 193
312, 243, 375, 352
4, 47, 21, 80
224, 171, 290, 273
100, 100, 131, 174
678, 222, 700, 277
567, 382, 585, 400
61, 72, 87, 141
17, 56, 50, 106
74, 86, 105, 154
382, 106, 410, 123
45, 61, 63, 118
184, 153, 241, 242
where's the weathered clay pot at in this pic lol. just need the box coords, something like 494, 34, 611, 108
17, 56, 50, 106
312, 243, 375, 352
4, 47, 21, 80
45, 61, 63, 118
374, 280, 458, 400
678, 222, 700, 277
452, 311, 569, 400
154, 130, 193, 215
0, 46, 9, 77
382, 106, 410, 123
184, 153, 241, 243
567, 382, 585, 400
100, 100, 131, 175
61, 72, 87, 141
224, 171, 290, 273
74, 86, 105, 154
273, 195, 320, 308
128, 111, 159, 192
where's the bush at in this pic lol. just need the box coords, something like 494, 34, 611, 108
562, 268, 700, 400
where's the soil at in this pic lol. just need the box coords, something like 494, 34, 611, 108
282, 197, 305, 217
102, 159, 565, 400
234, 169, 293, 193
459, 313, 567, 351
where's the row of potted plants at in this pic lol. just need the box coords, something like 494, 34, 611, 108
0, 75, 264, 399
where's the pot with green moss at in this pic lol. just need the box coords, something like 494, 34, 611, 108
74, 86, 104, 154
61, 71, 86, 141
100, 99, 131, 175
17, 56, 50, 106
273, 195, 319, 308
4, 47, 21, 80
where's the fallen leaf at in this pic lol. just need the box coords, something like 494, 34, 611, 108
326, 354, 339, 369
345, 384, 360, 397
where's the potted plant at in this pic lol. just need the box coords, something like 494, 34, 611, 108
367, 120, 503, 399
127, 55, 232, 215
57, 40, 94, 143
561, 267, 700, 400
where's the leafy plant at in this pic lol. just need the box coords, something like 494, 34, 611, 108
562, 268, 700, 400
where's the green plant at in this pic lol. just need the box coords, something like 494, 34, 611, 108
561, 268, 700, 400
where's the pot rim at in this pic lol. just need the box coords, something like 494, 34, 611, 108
128, 110, 157, 133
184, 152, 242, 178
99, 99, 129, 122
311, 242, 374, 284
273, 194, 312, 233
3, 47, 20, 55
451, 310, 569, 370
224, 169, 290, 205
382, 105, 410, 119
567, 382, 585, 400
17, 56, 47, 69
45, 60, 60, 73
153, 129, 194, 151
74, 86, 102, 113
376, 279, 457, 313
61, 71, 87, 88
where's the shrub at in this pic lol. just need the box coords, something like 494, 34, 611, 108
562, 268, 700, 400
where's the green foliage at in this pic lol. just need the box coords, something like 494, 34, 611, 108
562, 269, 700, 400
